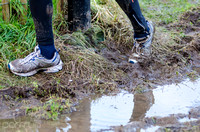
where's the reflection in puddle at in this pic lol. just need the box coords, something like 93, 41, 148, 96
67, 91, 134, 132
178, 117, 198, 123
90, 91, 134, 130
146, 79, 200, 117
0, 79, 200, 132
141, 126, 160, 132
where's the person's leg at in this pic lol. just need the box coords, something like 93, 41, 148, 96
8, 0, 63, 76
115, 0, 149, 39
30, 0, 55, 59
115, 0, 155, 64
116, 0, 149, 34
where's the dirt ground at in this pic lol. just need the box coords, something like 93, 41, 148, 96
0, 7, 199, 130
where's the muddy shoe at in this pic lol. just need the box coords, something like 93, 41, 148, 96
8, 46, 63, 77
135, 21, 155, 48
129, 21, 155, 64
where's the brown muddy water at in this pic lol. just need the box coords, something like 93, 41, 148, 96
0, 79, 200, 132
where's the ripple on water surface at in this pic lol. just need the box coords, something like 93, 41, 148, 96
146, 79, 200, 117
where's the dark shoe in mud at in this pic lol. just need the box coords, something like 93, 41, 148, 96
8, 46, 63, 77
129, 21, 155, 64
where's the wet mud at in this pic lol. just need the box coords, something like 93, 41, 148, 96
0, 7, 199, 131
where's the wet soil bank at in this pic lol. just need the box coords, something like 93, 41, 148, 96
0, 7, 199, 130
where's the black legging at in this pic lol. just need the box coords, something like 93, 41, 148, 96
29, 0, 54, 46
115, 0, 148, 33
29, 0, 149, 46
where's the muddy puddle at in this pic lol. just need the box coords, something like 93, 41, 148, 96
0, 78, 200, 132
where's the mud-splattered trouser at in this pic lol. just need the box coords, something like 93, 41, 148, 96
29, 0, 149, 47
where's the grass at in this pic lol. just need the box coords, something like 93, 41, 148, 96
0, 0, 64, 89
26, 96, 71, 120
140, 0, 198, 24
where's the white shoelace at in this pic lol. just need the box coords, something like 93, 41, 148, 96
21, 47, 40, 64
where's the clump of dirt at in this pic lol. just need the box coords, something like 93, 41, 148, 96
0, 87, 42, 119
157, 106, 200, 131
166, 7, 200, 70
188, 35, 200, 52
167, 7, 200, 34
180, 8, 200, 27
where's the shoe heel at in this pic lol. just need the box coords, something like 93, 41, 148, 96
44, 60, 63, 73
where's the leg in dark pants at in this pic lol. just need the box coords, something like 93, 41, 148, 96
29, 0, 56, 59
115, 0, 150, 39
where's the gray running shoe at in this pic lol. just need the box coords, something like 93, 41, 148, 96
129, 21, 155, 64
8, 46, 63, 77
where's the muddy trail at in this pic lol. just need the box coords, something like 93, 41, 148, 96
0, 7, 200, 131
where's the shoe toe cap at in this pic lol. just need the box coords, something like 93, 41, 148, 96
8, 59, 23, 72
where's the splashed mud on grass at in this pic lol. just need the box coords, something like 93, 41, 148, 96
0, 4, 199, 131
